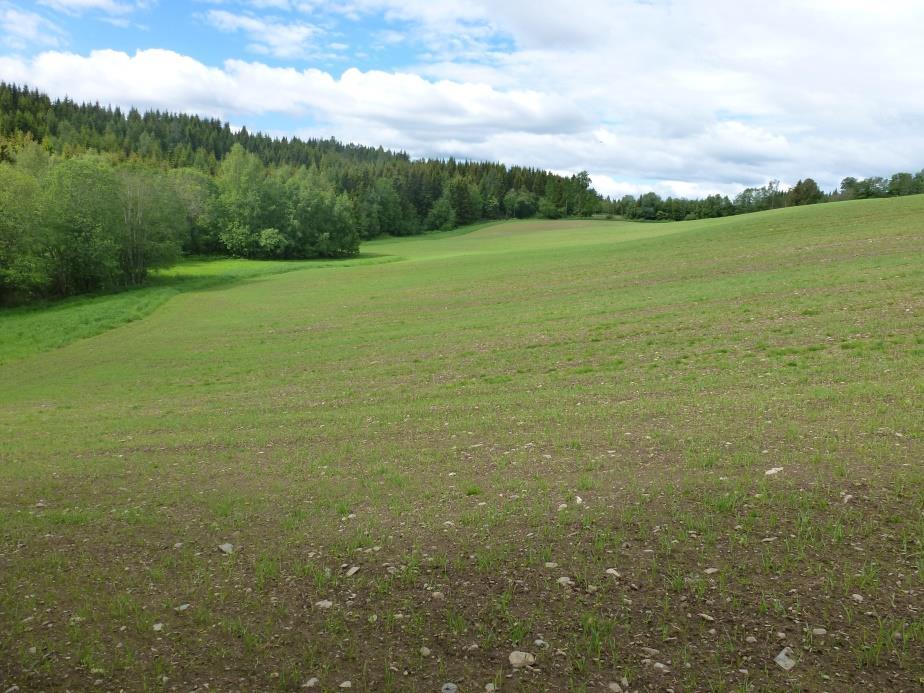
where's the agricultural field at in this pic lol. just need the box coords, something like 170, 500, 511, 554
1, 197, 922, 691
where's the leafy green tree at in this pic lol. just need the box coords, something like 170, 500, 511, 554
888, 172, 915, 197
839, 177, 859, 199
170, 167, 220, 253
0, 164, 42, 301
286, 172, 359, 257
538, 196, 562, 219
788, 178, 824, 206
117, 163, 187, 283
216, 144, 267, 256
40, 156, 124, 295
425, 192, 456, 231
257, 228, 289, 258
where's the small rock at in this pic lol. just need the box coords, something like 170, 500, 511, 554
534, 638, 549, 649
442, 684, 458, 693
776, 631, 787, 640
173, 542, 183, 549
485, 685, 496, 693
765, 467, 784, 476
431, 591, 445, 600
508, 650, 535, 668
315, 600, 333, 609
851, 593, 864, 603
698, 613, 715, 622
152, 623, 164, 632
544, 562, 558, 569
35, 500, 46, 508
575, 495, 583, 505
652, 662, 670, 673
302, 678, 319, 688
812, 627, 827, 636
641, 646, 660, 656
704, 567, 719, 575
609, 683, 623, 693
346, 566, 360, 577
745, 636, 758, 644
774, 647, 796, 671
420, 646, 431, 657
175, 603, 190, 612
218, 543, 234, 555
843, 494, 853, 503
556, 576, 574, 588
605, 568, 621, 578
557, 503, 568, 511
339, 682, 351, 689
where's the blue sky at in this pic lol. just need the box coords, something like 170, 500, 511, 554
2, 1, 924, 198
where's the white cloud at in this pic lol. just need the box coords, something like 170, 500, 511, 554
0, 48, 582, 139
37, 0, 141, 15
205, 9, 321, 59
0, 4, 65, 51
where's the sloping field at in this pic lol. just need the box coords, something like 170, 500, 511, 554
1, 198, 922, 691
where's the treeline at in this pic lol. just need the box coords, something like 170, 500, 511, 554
605, 172, 924, 222
0, 83, 603, 303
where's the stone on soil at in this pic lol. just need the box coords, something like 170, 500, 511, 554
508, 651, 535, 668
774, 647, 796, 671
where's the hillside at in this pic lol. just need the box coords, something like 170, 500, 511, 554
1, 197, 922, 690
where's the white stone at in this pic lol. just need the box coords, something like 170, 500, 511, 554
508, 651, 535, 668
301, 678, 319, 688
218, 543, 234, 554
315, 599, 333, 609
812, 628, 827, 636
774, 647, 796, 671
152, 623, 163, 632
346, 566, 360, 577
420, 646, 431, 657
765, 467, 784, 476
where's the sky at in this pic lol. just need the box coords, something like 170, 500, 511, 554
1, 1, 923, 199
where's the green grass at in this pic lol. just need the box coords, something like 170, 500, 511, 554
1, 197, 922, 690
0, 253, 396, 365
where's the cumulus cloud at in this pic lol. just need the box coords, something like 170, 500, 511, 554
0, 48, 584, 140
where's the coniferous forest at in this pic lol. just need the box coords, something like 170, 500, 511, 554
1, 82, 922, 305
